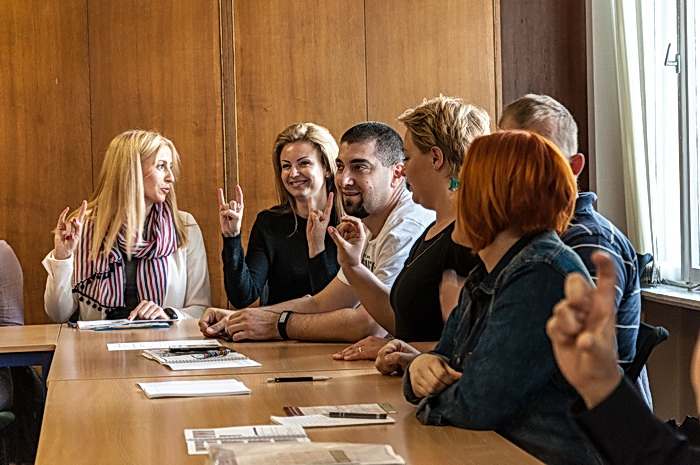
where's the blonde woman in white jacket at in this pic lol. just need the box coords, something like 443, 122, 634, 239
43, 130, 211, 322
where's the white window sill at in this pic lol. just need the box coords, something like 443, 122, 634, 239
642, 285, 700, 311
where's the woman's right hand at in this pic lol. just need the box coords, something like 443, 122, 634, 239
375, 339, 420, 375
53, 201, 87, 260
218, 186, 244, 237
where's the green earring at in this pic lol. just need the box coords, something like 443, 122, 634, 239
449, 177, 460, 191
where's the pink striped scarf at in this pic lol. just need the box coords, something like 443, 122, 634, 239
72, 203, 178, 314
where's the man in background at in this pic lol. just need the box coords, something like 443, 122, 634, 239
499, 94, 651, 406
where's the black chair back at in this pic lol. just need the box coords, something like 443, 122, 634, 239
624, 322, 669, 381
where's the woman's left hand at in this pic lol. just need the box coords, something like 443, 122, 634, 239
128, 300, 168, 320
306, 192, 334, 258
332, 335, 389, 361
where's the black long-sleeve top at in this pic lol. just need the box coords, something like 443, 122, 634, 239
222, 207, 339, 308
573, 377, 700, 464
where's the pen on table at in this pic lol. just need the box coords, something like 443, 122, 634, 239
328, 412, 387, 419
266, 376, 331, 383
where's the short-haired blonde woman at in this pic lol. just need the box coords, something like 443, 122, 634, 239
43, 130, 211, 322
218, 122, 340, 308
331, 96, 486, 361
404, 131, 602, 465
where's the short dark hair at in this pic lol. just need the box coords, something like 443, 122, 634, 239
340, 122, 403, 167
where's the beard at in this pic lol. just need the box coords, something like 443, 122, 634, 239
343, 199, 370, 218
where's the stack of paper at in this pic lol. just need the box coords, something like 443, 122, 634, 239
207, 442, 405, 464
184, 425, 309, 455
138, 378, 251, 398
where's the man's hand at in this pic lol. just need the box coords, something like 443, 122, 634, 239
332, 335, 388, 361
328, 216, 366, 268
546, 251, 622, 409
226, 308, 280, 341
199, 307, 235, 338
408, 353, 462, 398
375, 339, 420, 375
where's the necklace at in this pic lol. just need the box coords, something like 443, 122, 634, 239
404, 232, 445, 268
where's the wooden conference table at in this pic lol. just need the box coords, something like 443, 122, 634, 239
30, 320, 542, 464
0, 324, 61, 395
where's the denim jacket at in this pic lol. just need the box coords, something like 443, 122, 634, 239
404, 231, 603, 465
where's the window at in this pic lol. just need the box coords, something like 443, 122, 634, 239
643, 0, 698, 283
682, 0, 700, 282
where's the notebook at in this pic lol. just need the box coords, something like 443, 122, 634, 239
141, 348, 261, 370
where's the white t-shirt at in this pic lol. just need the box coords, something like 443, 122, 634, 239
337, 189, 435, 287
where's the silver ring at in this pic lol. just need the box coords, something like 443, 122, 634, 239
357, 346, 362, 352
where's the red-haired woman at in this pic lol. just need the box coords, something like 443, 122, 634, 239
403, 131, 603, 465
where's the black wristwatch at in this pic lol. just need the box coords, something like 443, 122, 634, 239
277, 311, 292, 340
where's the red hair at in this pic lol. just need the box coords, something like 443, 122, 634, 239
455, 130, 576, 252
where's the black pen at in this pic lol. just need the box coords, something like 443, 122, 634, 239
266, 376, 331, 383
328, 412, 387, 419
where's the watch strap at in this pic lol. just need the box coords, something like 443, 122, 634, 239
277, 311, 292, 340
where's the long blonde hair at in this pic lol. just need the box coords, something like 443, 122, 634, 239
73, 130, 189, 260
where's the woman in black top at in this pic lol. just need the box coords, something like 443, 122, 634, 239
331, 96, 488, 363
219, 123, 341, 308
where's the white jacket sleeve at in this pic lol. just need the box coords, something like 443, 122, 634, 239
171, 214, 211, 319
42, 252, 79, 323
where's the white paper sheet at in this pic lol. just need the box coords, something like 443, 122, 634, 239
184, 425, 308, 455
138, 378, 251, 398
271, 414, 395, 428
206, 442, 405, 464
107, 339, 222, 351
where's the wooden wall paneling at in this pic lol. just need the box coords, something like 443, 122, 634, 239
499, 0, 589, 190
232, 0, 367, 245
365, 0, 501, 135
87, 0, 227, 307
0, 1, 91, 324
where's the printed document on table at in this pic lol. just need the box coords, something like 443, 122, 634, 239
184, 425, 309, 455
283, 403, 392, 416
107, 339, 222, 351
271, 414, 395, 428
138, 378, 251, 398
77, 319, 177, 330
206, 442, 405, 464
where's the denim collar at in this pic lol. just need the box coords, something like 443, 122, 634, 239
467, 235, 535, 297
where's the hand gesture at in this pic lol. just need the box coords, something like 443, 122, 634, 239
306, 192, 334, 258
219, 186, 244, 237
375, 339, 420, 375
328, 216, 366, 268
199, 307, 236, 338
546, 252, 622, 409
53, 200, 87, 260
408, 353, 462, 398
